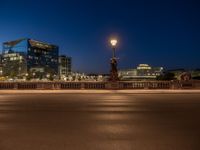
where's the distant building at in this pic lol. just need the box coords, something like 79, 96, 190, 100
2, 38, 59, 78
119, 64, 164, 80
58, 55, 72, 78
0, 54, 3, 76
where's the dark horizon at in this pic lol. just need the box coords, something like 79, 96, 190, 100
1, 0, 200, 73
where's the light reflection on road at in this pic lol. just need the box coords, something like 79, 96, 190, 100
0, 94, 200, 150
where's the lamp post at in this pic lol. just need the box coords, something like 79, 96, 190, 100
110, 39, 119, 82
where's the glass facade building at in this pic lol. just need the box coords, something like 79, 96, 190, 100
2, 38, 59, 78
58, 55, 72, 79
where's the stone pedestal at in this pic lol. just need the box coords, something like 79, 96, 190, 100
109, 58, 119, 82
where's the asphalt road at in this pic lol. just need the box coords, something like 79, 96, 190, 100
0, 93, 200, 150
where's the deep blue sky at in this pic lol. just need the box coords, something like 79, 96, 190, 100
0, 0, 200, 73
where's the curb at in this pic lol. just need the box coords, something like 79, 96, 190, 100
0, 90, 200, 94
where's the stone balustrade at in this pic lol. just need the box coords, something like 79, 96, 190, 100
0, 80, 199, 90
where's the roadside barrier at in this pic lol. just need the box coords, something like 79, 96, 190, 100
0, 80, 199, 90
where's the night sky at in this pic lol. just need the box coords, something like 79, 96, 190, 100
0, 0, 200, 73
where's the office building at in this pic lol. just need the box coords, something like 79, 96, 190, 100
2, 38, 58, 78
58, 55, 72, 79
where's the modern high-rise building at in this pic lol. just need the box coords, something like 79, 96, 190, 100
2, 38, 59, 78
58, 55, 72, 78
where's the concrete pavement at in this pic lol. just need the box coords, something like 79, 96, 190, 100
0, 93, 200, 150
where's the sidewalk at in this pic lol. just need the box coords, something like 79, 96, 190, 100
0, 89, 200, 94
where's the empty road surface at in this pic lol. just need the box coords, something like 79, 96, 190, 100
0, 93, 200, 150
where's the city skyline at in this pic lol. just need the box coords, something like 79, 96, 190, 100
0, 1, 200, 150
1, 0, 200, 73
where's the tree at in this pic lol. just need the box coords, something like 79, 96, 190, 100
156, 72, 175, 81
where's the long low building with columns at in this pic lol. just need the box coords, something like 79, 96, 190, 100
118, 64, 164, 80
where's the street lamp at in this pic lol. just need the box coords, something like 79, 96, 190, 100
109, 39, 119, 82
111, 39, 117, 47
110, 39, 117, 58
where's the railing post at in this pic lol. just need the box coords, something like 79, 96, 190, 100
81, 82, 85, 89
14, 83, 18, 89
144, 82, 148, 89
52, 83, 55, 90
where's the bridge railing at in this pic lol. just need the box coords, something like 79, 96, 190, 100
119, 81, 172, 89
60, 82, 82, 89
0, 80, 199, 90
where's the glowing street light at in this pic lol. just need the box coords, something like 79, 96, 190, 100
110, 39, 118, 58
110, 39, 117, 47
